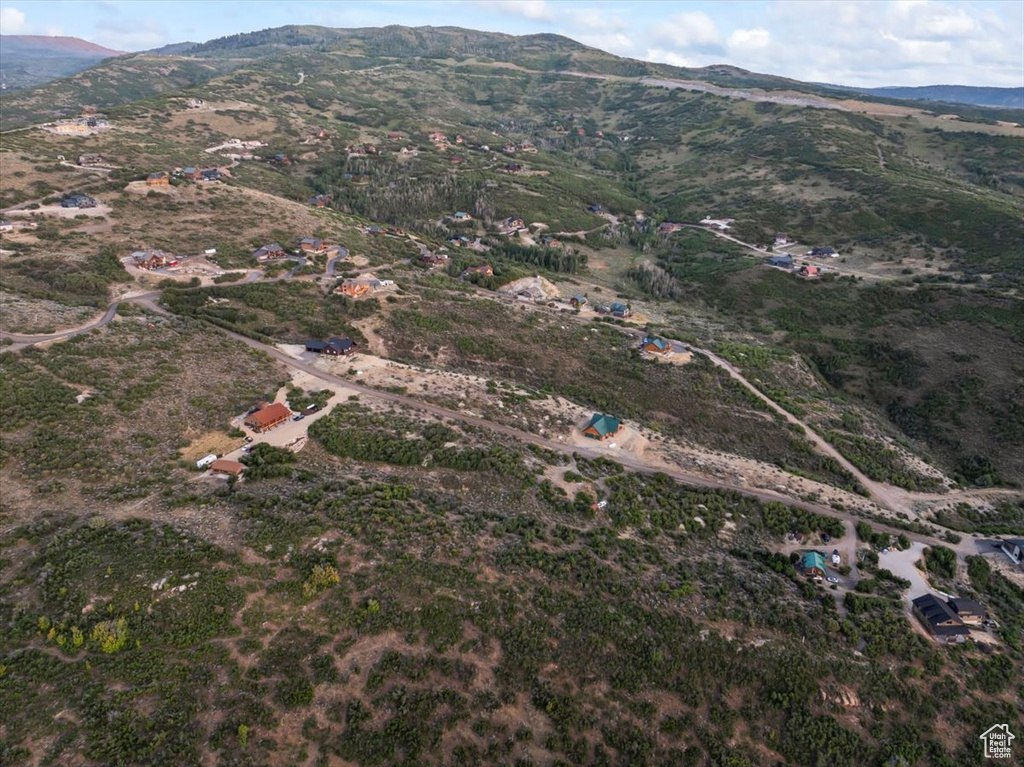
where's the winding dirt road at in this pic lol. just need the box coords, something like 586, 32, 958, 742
3, 290, 998, 557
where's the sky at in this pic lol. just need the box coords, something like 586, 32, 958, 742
1, 0, 1022, 88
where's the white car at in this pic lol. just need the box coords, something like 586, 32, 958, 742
826, 576, 839, 584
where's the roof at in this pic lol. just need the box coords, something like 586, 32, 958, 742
209, 459, 244, 475
245, 402, 290, 428
571, 294, 587, 303
585, 413, 621, 437
301, 237, 323, 247
947, 598, 985, 615
912, 594, 968, 634
610, 302, 629, 313
327, 337, 354, 352
254, 243, 284, 256
801, 551, 826, 571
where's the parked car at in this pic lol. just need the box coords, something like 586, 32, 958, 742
244, 436, 254, 443
303, 404, 321, 415
821, 534, 831, 543
292, 414, 305, 421
881, 548, 889, 555
826, 576, 839, 584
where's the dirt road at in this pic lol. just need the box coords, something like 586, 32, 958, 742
0, 290, 1008, 556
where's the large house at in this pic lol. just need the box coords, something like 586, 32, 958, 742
300, 238, 331, 255
306, 337, 357, 356
131, 249, 173, 270
253, 243, 287, 261
146, 172, 170, 187
77, 153, 105, 166
422, 252, 449, 266
61, 194, 97, 209
498, 217, 525, 235
609, 302, 630, 318
451, 211, 472, 222
912, 594, 969, 643
337, 278, 381, 298
799, 265, 820, 278
582, 413, 622, 441
767, 255, 793, 268
308, 194, 332, 207
640, 337, 672, 355
569, 294, 587, 309
800, 551, 826, 579
809, 246, 838, 258
244, 402, 291, 432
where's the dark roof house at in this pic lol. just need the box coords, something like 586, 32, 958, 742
306, 337, 357, 356
253, 243, 286, 260
767, 255, 793, 267
912, 594, 969, 643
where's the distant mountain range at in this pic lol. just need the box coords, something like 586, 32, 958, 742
828, 83, 1024, 109
0, 29, 1020, 114
0, 34, 124, 89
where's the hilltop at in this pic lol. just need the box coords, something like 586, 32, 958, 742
0, 34, 124, 89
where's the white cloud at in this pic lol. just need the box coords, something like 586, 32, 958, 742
476, 0, 553, 22
652, 11, 720, 49
571, 31, 635, 56
0, 6, 27, 33
727, 28, 771, 52
92, 17, 168, 51
637, 0, 1024, 87
565, 9, 627, 33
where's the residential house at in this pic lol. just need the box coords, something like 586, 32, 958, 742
658, 222, 684, 234
448, 235, 470, 247
422, 252, 449, 266
800, 551, 826, 579
640, 337, 672, 355
569, 294, 587, 309
451, 211, 472, 222
185, 97, 205, 108
61, 194, 97, 208
609, 302, 630, 318
582, 413, 622, 441
462, 264, 494, 278
503, 163, 523, 173
0, 220, 12, 233
300, 238, 331, 255
146, 172, 170, 187
429, 131, 448, 143
273, 153, 291, 165
498, 217, 525, 235
77, 153, 105, 166
809, 246, 838, 257
539, 235, 563, 248
387, 131, 403, 141
337, 278, 381, 298
209, 459, 244, 476
131, 249, 172, 270
947, 598, 986, 626
774, 232, 792, 247
520, 142, 537, 153
201, 168, 222, 181
253, 243, 286, 261
912, 594, 969, 643
587, 204, 603, 213
366, 226, 383, 235
799, 265, 820, 277
308, 193, 332, 207
455, 135, 464, 144
244, 402, 291, 432
767, 255, 794, 268
306, 337, 357, 356
181, 166, 203, 181
503, 144, 517, 153
1001, 539, 1023, 565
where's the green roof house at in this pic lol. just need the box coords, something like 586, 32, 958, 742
800, 551, 826, 578
582, 413, 622, 440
